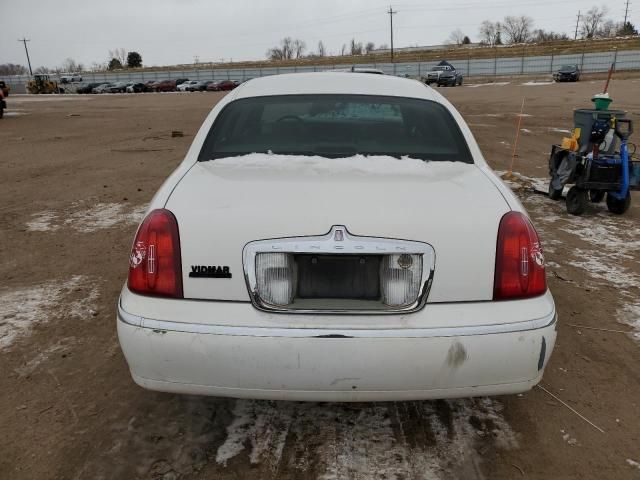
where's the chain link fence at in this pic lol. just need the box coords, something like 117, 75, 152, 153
4, 49, 639, 93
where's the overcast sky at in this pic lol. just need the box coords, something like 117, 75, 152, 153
1, 0, 633, 69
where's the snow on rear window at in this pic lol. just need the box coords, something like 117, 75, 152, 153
198, 94, 473, 163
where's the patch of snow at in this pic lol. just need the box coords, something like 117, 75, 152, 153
627, 459, 640, 470
14, 337, 76, 377
26, 211, 60, 232
27, 203, 145, 233
520, 128, 532, 134
10, 95, 92, 103
516, 113, 533, 117
216, 397, 516, 477
3, 111, 29, 117
558, 220, 640, 259
215, 400, 291, 469
210, 153, 469, 177
495, 170, 549, 193
0, 276, 99, 350
567, 249, 640, 289
521, 81, 555, 86
549, 127, 572, 134
465, 82, 511, 88
66, 203, 137, 232
561, 431, 578, 445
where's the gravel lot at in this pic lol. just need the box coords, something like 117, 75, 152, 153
1, 79, 639, 480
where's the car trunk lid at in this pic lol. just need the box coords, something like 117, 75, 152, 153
165, 155, 509, 303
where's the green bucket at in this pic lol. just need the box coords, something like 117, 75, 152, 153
592, 96, 613, 111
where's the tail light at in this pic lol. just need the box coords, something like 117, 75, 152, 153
494, 212, 546, 300
128, 209, 183, 298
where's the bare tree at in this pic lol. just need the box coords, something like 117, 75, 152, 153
0, 63, 29, 75
266, 37, 297, 60
378, 43, 389, 50
317, 40, 326, 57
109, 48, 127, 65
91, 62, 107, 72
531, 29, 569, 42
340, 44, 347, 56
365, 41, 376, 53
479, 21, 502, 46
447, 29, 467, 46
598, 20, 618, 38
581, 6, 608, 39
34, 66, 52, 74
61, 58, 84, 73
292, 39, 306, 58
502, 15, 533, 43
350, 38, 363, 55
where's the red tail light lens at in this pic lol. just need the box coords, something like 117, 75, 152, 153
128, 209, 183, 298
494, 211, 546, 300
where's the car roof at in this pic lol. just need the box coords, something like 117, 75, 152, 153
233, 72, 436, 101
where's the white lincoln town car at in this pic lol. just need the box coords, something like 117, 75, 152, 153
117, 72, 556, 401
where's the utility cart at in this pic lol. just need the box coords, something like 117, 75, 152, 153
548, 112, 639, 215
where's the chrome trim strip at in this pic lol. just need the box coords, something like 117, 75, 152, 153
118, 301, 556, 338
241, 225, 436, 315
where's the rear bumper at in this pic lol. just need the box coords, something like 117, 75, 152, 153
117, 289, 557, 401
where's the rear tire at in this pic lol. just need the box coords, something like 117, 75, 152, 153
606, 192, 631, 214
548, 182, 563, 200
566, 186, 588, 215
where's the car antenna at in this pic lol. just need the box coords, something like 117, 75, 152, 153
505, 97, 526, 179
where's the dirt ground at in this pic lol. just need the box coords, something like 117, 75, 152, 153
1, 76, 639, 480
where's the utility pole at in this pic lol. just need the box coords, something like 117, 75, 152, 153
624, 0, 631, 24
574, 11, 581, 40
18, 38, 33, 75
388, 6, 397, 62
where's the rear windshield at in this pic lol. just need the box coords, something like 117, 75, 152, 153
198, 94, 473, 163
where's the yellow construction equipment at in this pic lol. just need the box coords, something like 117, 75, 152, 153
27, 74, 62, 94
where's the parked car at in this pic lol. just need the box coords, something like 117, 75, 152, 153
205, 81, 220, 91
60, 73, 83, 83
207, 80, 238, 91
177, 80, 199, 92
436, 68, 463, 87
424, 62, 456, 85
92, 83, 113, 94
144, 80, 160, 91
175, 78, 189, 87
126, 82, 152, 93
554, 64, 580, 82
155, 80, 177, 92
189, 80, 213, 91
118, 72, 557, 402
77, 82, 106, 94
107, 81, 129, 93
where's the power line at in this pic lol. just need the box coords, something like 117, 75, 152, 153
18, 38, 33, 75
388, 6, 398, 62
